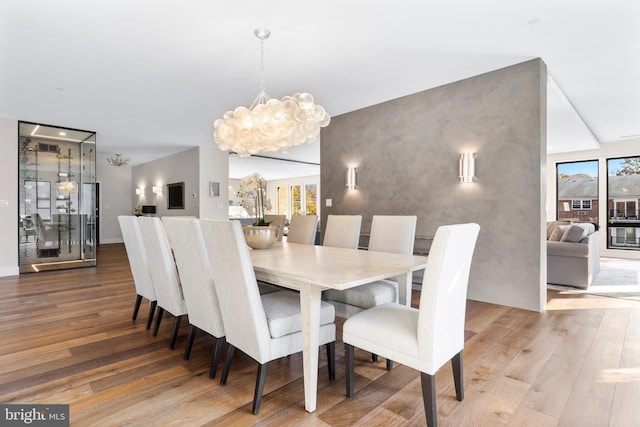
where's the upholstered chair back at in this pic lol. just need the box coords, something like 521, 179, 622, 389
263, 214, 286, 241
323, 215, 362, 249
417, 223, 480, 372
368, 215, 417, 254
137, 216, 186, 317
286, 215, 318, 245
118, 215, 156, 301
161, 217, 224, 338
199, 219, 271, 363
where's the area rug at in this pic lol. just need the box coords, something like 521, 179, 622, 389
548, 257, 640, 299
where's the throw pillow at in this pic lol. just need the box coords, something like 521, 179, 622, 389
546, 221, 570, 239
561, 224, 589, 243
549, 224, 569, 241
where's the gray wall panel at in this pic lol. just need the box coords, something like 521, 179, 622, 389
320, 59, 547, 311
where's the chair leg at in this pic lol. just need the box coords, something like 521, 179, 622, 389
345, 343, 355, 398
146, 301, 157, 330
169, 315, 183, 350
386, 359, 394, 371
184, 325, 197, 360
210, 337, 225, 379
326, 342, 335, 381
452, 350, 464, 401
253, 362, 269, 415
220, 344, 235, 386
153, 307, 164, 337
132, 294, 142, 321
371, 353, 378, 362
421, 372, 437, 427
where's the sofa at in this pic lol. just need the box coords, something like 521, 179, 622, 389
547, 221, 600, 289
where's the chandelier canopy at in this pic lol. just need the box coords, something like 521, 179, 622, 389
107, 153, 129, 167
213, 28, 330, 157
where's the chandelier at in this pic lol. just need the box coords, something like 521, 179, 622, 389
213, 28, 330, 157
57, 180, 78, 195
107, 153, 129, 167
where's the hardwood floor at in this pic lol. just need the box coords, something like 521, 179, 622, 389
1, 244, 639, 426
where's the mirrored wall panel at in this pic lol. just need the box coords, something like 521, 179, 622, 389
18, 122, 97, 272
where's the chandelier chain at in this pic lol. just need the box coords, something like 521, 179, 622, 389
259, 36, 266, 96
251, 31, 270, 109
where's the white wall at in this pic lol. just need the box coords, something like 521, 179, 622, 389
98, 163, 133, 244
547, 136, 640, 259
197, 145, 228, 220
0, 116, 18, 276
132, 147, 228, 220
133, 148, 200, 217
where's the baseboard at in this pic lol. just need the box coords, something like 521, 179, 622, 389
0, 266, 20, 277
100, 238, 124, 244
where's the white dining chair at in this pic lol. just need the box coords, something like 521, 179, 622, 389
323, 215, 417, 318
199, 219, 336, 415
161, 217, 225, 378
137, 216, 188, 350
322, 215, 362, 249
118, 215, 157, 330
263, 214, 286, 241
343, 223, 480, 427
286, 214, 318, 245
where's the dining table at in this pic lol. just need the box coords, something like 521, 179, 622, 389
249, 241, 428, 412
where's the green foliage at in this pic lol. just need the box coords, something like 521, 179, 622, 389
558, 173, 593, 180
614, 157, 640, 176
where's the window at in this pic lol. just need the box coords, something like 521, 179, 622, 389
556, 160, 598, 224
274, 177, 320, 219
291, 185, 302, 215
607, 156, 640, 250
571, 199, 591, 209
305, 184, 317, 215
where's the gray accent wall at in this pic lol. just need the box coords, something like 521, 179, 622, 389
320, 59, 547, 312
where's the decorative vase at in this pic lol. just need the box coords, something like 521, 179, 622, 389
242, 225, 279, 249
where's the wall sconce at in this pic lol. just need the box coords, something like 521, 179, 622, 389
459, 153, 475, 183
346, 167, 357, 190
152, 185, 162, 195
135, 188, 143, 196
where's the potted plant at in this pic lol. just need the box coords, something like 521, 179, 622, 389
237, 173, 278, 248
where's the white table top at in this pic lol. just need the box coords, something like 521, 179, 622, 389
248, 241, 427, 412
249, 242, 427, 291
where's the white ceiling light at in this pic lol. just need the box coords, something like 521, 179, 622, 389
213, 28, 331, 157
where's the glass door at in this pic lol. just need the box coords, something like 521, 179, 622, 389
18, 122, 97, 272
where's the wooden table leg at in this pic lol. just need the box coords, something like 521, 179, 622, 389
397, 272, 412, 306
299, 283, 322, 412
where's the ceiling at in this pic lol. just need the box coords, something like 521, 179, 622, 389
1, 1, 639, 180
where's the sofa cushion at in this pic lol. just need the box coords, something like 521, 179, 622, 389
547, 240, 589, 257
561, 224, 589, 242
549, 224, 570, 241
